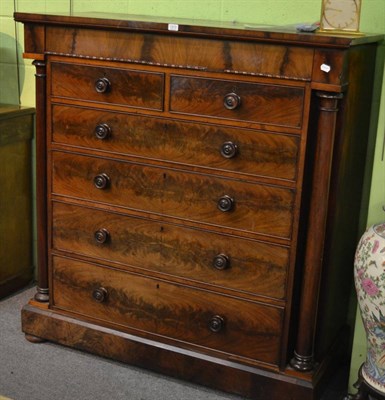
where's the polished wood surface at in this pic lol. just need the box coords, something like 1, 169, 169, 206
14, 11, 383, 400
51, 104, 300, 181
51, 61, 164, 110
52, 201, 289, 300
0, 105, 34, 298
51, 151, 295, 238
169, 75, 304, 127
52, 255, 283, 365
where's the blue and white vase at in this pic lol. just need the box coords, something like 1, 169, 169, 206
354, 222, 385, 393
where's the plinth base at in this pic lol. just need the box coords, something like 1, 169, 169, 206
21, 301, 338, 400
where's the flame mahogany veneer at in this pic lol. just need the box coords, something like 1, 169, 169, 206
14, 12, 383, 399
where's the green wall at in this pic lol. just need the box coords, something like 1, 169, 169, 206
1, 0, 384, 394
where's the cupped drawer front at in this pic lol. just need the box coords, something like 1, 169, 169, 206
170, 76, 304, 128
52, 152, 295, 239
50, 62, 164, 110
52, 256, 284, 365
46, 27, 313, 80
52, 202, 289, 299
52, 105, 300, 181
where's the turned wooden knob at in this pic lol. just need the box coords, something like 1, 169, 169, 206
224, 93, 241, 110
95, 123, 111, 140
94, 173, 110, 190
92, 287, 108, 303
213, 254, 230, 270
217, 195, 234, 212
94, 228, 110, 244
220, 141, 238, 159
95, 77, 111, 93
209, 315, 225, 333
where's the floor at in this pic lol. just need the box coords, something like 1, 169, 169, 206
0, 286, 352, 400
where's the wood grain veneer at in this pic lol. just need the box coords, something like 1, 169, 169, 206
14, 11, 383, 400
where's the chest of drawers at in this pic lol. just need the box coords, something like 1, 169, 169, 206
15, 12, 383, 399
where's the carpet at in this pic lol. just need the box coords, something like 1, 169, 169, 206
0, 287, 243, 400
0, 286, 349, 400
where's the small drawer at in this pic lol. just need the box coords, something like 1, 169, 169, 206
170, 75, 304, 128
50, 61, 164, 111
52, 202, 290, 299
52, 104, 300, 181
52, 152, 295, 239
52, 255, 284, 365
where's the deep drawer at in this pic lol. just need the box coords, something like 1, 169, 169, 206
170, 75, 304, 128
52, 151, 296, 239
52, 255, 284, 365
52, 104, 300, 181
52, 202, 290, 299
50, 61, 164, 110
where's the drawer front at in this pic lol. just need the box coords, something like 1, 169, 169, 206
52, 202, 289, 299
50, 62, 164, 110
52, 256, 284, 365
170, 76, 304, 128
46, 27, 314, 80
52, 152, 295, 239
52, 104, 300, 181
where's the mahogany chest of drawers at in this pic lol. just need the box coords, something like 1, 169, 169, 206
15, 12, 383, 399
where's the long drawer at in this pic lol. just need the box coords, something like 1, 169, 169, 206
52, 255, 284, 365
52, 151, 296, 239
51, 104, 300, 181
50, 61, 164, 111
52, 202, 290, 299
170, 75, 305, 128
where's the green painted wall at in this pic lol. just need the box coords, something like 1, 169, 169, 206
1, 0, 384, 394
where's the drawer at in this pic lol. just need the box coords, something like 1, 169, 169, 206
52, 152, 295, 239
52, 104, 300, 181
52, 202, 290, 299
52, 255, 284, 365
170, 75, 304, 128
50, 61, 164, 111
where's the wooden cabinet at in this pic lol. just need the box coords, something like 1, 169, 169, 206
14, 12, 383, 399
0, 105, 34, 298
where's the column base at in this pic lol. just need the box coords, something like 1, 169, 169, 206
290, 351, 314, 372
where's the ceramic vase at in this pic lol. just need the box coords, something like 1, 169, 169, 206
354, 222, 385, 394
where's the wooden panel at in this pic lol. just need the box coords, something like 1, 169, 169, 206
45, 26, 314, 80
51, 104, 300, 181
51, 152, 296, 239
50, 61, 164, 110
170, 75, 304, 128
52, 256, 284, 365
0, 142, 32, 287
23, 23, 45, 54
52, 202, 290, 299
0, 106, 34, 298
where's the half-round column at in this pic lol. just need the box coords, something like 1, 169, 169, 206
290, 91, 343, 371
32, 59, 49, 303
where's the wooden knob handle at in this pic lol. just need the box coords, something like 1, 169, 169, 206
220, 141, 238, 159
94, 173, 110, 190
224, 93, 241, 110
94, 228, 110, 244
217, 195, 234, 212
209, 315, 225, 333
95, 123, 111, 140
92, 287, 108, 303
95, 77, 111, 93
213, 254, 230, 270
